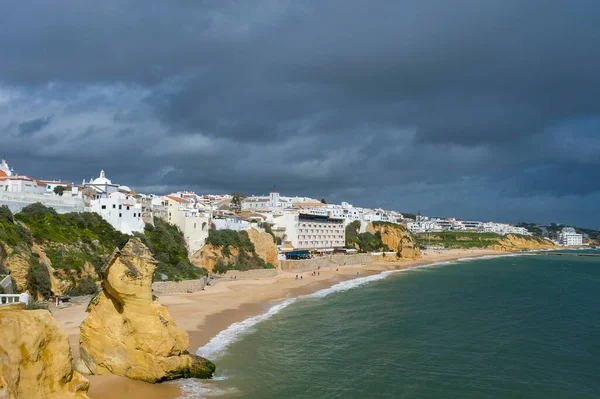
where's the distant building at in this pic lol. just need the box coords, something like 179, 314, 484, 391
272, 212, 345, 249
163, 195, 211, 254
559, 227, 583, 246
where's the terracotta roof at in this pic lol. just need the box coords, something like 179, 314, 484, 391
166, 195, 189, 203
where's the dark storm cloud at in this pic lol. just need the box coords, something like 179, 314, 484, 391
18, 115, 53, 136
0, 0, 600, 227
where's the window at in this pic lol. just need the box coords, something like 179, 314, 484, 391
113, 204, 116, 209
119, 213, 122, 217
194, 223, 197, 229
126, 206, 130, 210
119, 205, 122, 210
133, 213, 136, 217
101, 205, 106, 209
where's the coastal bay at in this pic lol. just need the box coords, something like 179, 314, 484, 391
52, 248, 508, 398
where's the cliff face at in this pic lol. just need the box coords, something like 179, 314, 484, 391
0, 306, 90, 399
191, 228, 277, 273
367, 222, 421, 260
76, 238, 215, 383
246, 228, 279, 268
489, 234, 557, 251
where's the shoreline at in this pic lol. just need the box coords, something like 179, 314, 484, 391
52, 248, 518, 399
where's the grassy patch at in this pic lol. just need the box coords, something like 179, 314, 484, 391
139, 218, 208, 281
415, 232, 504, 249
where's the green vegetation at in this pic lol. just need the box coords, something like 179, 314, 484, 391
28, 254, 52, 299
53, 186, 65, 196
0, 205, 32, 247
415, 231, 505, 249
516, 222, 543, 237
230, 192, 245, 212
206, 229, 276, 273
65, 276, 98, 296
15, 203, 128, 249
372, 221, 407, 230
136, 218, 208, 281
345, 221, 389, 252
260, 222, 282, 245
25, 302, 49, 310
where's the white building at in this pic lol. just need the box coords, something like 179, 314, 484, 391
559, 227, 583, 246
89, 196, 144, 234
163, 195, 211, 254
272, 212, 345, 249
84, 170, 119, 199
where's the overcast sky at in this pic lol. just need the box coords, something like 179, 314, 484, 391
1, 1, 599, 228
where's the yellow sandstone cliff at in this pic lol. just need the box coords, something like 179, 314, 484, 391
191, 228, 278, 271
76, 238, 215, 383
489, 234, 557, 251
367, 222, 421, 260
247, 228, 279, 267
0, 305, 90, 399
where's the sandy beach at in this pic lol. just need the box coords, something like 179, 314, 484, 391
52, 248, 510, 398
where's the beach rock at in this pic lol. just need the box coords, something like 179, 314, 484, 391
367, 222, 422, 260
0, 305, 90, 398
247, 228, 279, 268
76, 238, 215, 383
191, 243, 239, 271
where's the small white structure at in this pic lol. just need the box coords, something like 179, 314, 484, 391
0, 293, 29, 306
84, 170, 119, 199
559, 227, 583, 246
89, 196, 144, 234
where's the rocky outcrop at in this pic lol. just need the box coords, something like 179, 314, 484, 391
489, 234, 557, 251
76, 238, 215, 383
247, 228, 279, 268
191, 244, 239, 272
191, 229, 277, 272
367, 222, 421, 260
0, 305, 90, 398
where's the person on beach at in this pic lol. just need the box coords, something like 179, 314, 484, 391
295, 275, 298, 279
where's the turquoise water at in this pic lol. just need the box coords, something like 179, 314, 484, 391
190, 253, 600, 398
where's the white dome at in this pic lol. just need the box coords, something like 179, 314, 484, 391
118, 185, 131, 192
92, 170, 112, 185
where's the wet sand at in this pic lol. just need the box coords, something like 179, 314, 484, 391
51, 248, 509, 398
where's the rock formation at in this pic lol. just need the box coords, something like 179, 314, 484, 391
489, 234, 557, 251
191, 228, 278, 272
76, 238, 215, 383
246, 228, 279, 267
367, 222, 422, 260
0, 305, 90, 398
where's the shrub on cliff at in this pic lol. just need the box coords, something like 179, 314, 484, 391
0, 205, 31, 247
28, 255, 52, 299
141, 218, 207, 281
65, 276, 98, 296
345, 221, 389, 252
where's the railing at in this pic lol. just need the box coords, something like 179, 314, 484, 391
0, 293, 29, 306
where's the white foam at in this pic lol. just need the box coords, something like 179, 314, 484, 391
195, 251, 528, 360
176, 378, 233, 399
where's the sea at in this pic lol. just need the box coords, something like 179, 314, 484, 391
181, 251, 600, 398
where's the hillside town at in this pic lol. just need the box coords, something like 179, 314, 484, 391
0, 158, 585, 251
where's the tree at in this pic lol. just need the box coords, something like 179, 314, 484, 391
320, 198, 327, 204
53, 186, 65, 196
231, 192, 245, 212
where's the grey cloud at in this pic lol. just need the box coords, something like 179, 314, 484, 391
0, 1, 599, 227
18, 115, 53, 136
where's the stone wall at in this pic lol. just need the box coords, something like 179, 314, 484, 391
280, 254, 374, 272
221, 269, 278, 279
152, 277, 207, 294
0, 192, 84, 214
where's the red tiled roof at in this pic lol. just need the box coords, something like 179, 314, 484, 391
166, 195, 189, 203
